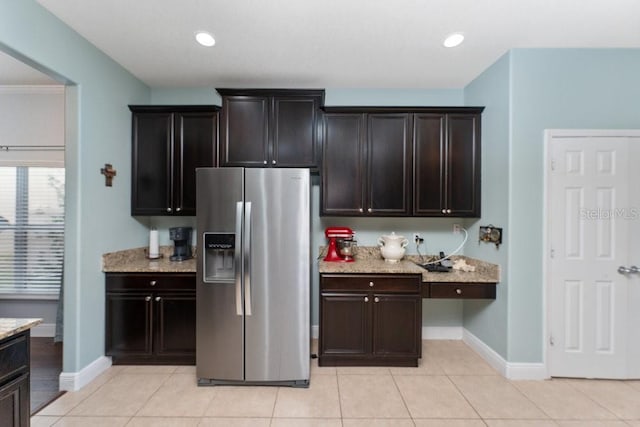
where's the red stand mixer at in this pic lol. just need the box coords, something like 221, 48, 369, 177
324, 227, 356, 262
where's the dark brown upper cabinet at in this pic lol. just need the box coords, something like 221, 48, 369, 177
322, 110, 411, 216
217, 89, 324, 168
413, 109, 482, 217
130, 106, 219, 216
322, 106, 482, 218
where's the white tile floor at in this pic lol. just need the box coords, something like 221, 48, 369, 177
31, 340, 640, 426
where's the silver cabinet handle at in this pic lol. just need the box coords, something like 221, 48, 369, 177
441, 209, 446, 214
145, 296, 151, 302
367, 208, 372, 213
369, 281, 374, 287
176, 207, 182, 212
149, 280, 157, 286
155, 296, 161, 302
166, 207, 172, 213
374, 297, 380, 303
447, 209, 452, 214
263, 160, 267, 165
272, 160, 276, 164
455, 288, 463, 295
359, 208, 363, 213
364, 296, 369, 302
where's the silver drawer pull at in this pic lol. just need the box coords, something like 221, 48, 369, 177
155, 296, 162, 302
145, 296, 151, 302
369, 281, 374, 287
374, 297, 380, 303
364, 296, 369, 302
150, 280, 157, 286
455, 288, 463, 295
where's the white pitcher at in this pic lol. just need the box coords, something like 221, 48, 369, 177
378, 232, 408, 263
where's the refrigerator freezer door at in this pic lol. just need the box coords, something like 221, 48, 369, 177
244, 168, 310, 383
196, 167, 245, 382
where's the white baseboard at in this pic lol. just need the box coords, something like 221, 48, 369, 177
462, 328, 548, 380
311, 324, 319, 339
423, 326, 463, 340
59, 356, 112, 391
31, 323, 56, 337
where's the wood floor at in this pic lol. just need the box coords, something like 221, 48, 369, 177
30, 337, 63, 414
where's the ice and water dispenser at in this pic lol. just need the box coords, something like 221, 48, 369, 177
203, 233, 236, 282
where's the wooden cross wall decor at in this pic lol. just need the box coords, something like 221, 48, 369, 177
100, 163, 117, 187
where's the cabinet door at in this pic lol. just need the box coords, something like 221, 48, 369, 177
320, 292, 370, 357
220, 96, 269, 166
321, 114, 365, 215
272, 96, 320, 167
367, 113, 411, 215
447, 114, 481, 216
105, 292, 153, 360
0, 374, 29, 427
153, 292, 196, 362
174, 112, 217, 215
372, 294, 421, 358
131, 113, 172, 215
413, 113, 445, 215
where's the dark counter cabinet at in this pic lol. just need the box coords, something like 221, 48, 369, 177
414, 111, 482, 217
130, 106, 219, 216
105, 273, 196, 365
321, 112, 412, 216
218, 89, 324, 168
0, 331, 30, 426
319, 274, 422, 367
321, 107, 483, 218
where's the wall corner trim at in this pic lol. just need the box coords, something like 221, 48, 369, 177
463, 328, 548, 380
59, 356, 112, 391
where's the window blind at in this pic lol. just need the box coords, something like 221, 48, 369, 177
0, 166, 65, 297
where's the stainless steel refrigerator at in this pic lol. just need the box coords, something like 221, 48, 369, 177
196, 167, 310, 387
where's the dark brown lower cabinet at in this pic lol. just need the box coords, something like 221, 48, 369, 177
0, 330, 30, 426
426, 282, 496, 299
319, 274, 422, 366
105, 273, 196, 365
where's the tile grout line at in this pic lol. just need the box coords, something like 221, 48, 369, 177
388, 371, 417, 426
445, 373, 486, 422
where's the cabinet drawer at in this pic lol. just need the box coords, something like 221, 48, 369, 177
0, 333, 28, 384
321, 274, 421, 293
429, 282, 496, 299
106, 273, 195, 291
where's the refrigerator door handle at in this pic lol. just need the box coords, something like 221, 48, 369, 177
244, 201, 252, 316
234, 201, 243, 316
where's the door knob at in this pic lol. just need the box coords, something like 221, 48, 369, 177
618, 265, 640, 275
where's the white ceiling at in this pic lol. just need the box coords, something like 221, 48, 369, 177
6, 0, 640, 88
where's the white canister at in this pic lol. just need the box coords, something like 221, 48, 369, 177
377, 232, 408, 263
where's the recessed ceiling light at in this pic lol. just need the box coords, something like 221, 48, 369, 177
443, 33, 464, 48
195, 31, 216, 47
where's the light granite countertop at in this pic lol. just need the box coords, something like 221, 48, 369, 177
103, 246, 196, 273
318, 247, 500, 283
102, 245, 500, 284
0, 318, 42, 341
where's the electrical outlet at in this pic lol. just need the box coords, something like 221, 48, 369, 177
453, 224, 462, 234
414, 233, 423, 244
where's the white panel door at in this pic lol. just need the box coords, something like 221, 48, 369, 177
547, 131, 640, 379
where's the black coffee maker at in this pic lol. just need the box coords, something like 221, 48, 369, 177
169, 227, 193, 261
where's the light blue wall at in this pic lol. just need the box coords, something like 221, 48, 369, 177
0, 0, 150, 372
507, 49, 640, 362
462, 53, 511, 358
459, 49, 640, 364
150, 87, 220, 105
